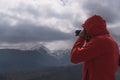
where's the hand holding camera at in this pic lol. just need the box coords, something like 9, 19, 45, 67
75, 29, 91, 42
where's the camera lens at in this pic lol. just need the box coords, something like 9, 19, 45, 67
75, 30, 81, 36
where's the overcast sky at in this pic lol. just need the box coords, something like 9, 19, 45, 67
0, 0, 120, 50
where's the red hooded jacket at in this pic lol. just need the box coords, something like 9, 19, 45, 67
70, 15, 119, 80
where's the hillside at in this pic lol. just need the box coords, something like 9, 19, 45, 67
0, 64, 120, 80
0, 49, 58, 73
0, 64, 82, 80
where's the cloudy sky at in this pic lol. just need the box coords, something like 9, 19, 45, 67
0, 0, 120, 50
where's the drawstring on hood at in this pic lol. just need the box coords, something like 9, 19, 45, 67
82, 15, 109, 37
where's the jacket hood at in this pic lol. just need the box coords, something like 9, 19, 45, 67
82, 15, 109, 37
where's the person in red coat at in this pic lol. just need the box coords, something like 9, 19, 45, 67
70, 15, 119, 80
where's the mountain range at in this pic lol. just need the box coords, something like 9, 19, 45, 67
0, 45, 72, 73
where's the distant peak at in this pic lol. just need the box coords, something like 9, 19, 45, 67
31, 44, 50, 52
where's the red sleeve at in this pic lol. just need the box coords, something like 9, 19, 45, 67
71, 37, 85, 49
70, 37, 102, 64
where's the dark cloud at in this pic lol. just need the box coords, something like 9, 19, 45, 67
0, 20, 72, 43
83, 1, 119, 23
0, 1, 76, 45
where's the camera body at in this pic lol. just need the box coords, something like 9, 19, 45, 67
75, 30, 81, 36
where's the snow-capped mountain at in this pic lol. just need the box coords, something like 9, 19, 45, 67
31, 44, 50, 54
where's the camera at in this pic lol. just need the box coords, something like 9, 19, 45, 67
75, 30, 81, 36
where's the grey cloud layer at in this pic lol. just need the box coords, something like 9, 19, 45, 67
0, 20, 72, 43
10, 2, 73, 20
0, 0, 120, 47
0, 2, 74, 44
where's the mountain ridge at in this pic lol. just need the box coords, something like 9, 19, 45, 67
0, 46, 71, 73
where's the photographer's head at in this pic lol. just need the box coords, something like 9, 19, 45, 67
82, 15, 109, 37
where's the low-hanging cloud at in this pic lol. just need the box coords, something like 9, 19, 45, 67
0, 20, 72, 43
